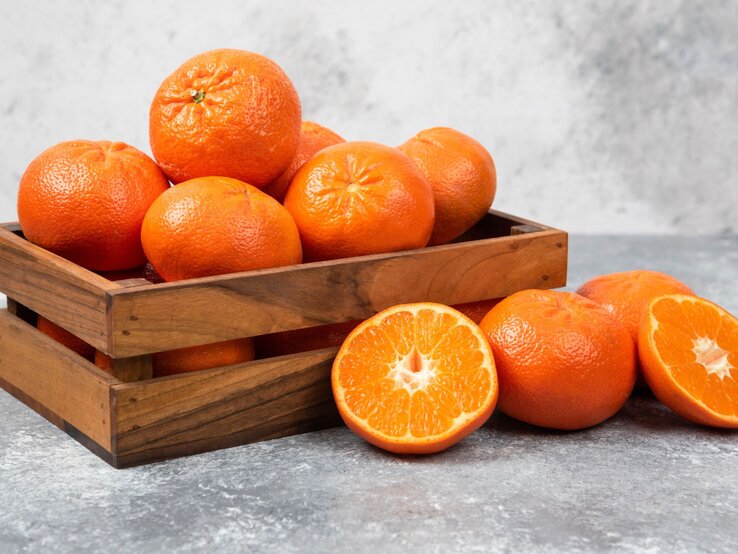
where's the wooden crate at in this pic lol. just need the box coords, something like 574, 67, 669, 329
0, 210, 567, 467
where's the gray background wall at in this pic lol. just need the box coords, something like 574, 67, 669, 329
1, 0, 736, 234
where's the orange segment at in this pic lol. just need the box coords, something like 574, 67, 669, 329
639, 294, 738, 427
332, 302, 498, 454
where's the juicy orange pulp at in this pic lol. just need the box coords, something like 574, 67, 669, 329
641, 294, 738, 427
332, 303, 498, 454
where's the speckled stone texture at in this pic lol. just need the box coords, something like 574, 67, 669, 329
1, 0, 737, 233
1, 236, 737, 553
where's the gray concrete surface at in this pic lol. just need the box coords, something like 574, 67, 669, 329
2, 0, 738, 234
0, 235, 737, 553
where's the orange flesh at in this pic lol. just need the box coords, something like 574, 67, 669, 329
650, 296, 738, 418
334, 305, 496, 443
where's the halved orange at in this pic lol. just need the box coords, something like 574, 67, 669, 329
639, 294, 738, 428
331, 302, 498, 454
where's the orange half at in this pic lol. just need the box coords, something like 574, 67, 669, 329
332, 303, 498, 454
639, 294, 738, 428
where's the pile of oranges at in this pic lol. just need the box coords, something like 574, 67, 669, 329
15, 49, 737, 455
17, 48, 497, 378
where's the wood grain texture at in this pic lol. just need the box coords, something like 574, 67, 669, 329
111, 348, 340, 467
110, 355, 153, 382
0, 309, 117, 449
107, 216, 567, 357
0, 210, 568, 468
0, 224, 113, 350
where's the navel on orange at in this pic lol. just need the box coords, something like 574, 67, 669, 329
332, 303, 498, 454
639, 294, 738, 428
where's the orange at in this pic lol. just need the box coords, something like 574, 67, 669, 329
254, 299, 500, 359
639, 294, 738, 428
37, 317, 94, 361
141, 176, 302, 281
17, 140, 169, 271
577, 270, 694, 387
95, 338, 255, 378
332, 302, 498, 454
577, 270, 694, 346
479, 289, 636, 430
284, 141, 435, 261
453, 298, 501, 324
149, 48, 301, 187
263, 121, 344, 202
399, 127, 496, 245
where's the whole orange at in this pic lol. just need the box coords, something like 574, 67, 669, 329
141, 176, 302, 281
577, 270, 694, 387
399, 127, 496, 245
95, 338, 255, 378
577, 270, 694, 345
479, 289, 636, 430
283, 141, 434, 261
263, 121, 344, 202
17, 140, 169, 271
149, 48, 301, 187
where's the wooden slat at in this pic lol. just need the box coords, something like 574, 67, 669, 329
111, 348, 340, 467
511, 224, 544, 235
113, 355, 153, 382
107, 228, 568, 356
0, 224, 114, 350
0, 309, 117, 450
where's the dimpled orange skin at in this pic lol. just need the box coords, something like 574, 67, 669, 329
399, 127, 496, 245
283, 141, 435, 261
263, 121, 345, 202
149, 48, 301, 187
479, 289, 636, 430
17, 140, 169, 271
141, 176, 302, 282
577, 270, 694, 344
638, 294, 738, 428
95, 338, 255, 378
577, 270, 694, 387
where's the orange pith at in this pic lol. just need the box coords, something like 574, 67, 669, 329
332, 303, 498, 454
639, 294, 738, 427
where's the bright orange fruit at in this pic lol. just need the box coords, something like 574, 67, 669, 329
577, 270, 694, 345
480, 289, 636, 430
263, 121, 344, 202
17, 140, 169, 271
37, 316, 95, 361
332, 303, 498, 454
577, 270, 694, 387
399, 127, 496, 245
284, 141, 435, 261
149, 48, 301, 187
141, 176, 302, 281
639, 294, 738, 428
95, 338, 255, 378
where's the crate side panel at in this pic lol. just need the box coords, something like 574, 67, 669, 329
112, 349, 339, 460
0, 310, 115, 450
109, 230, 568, 356
0, 226, 111, 349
